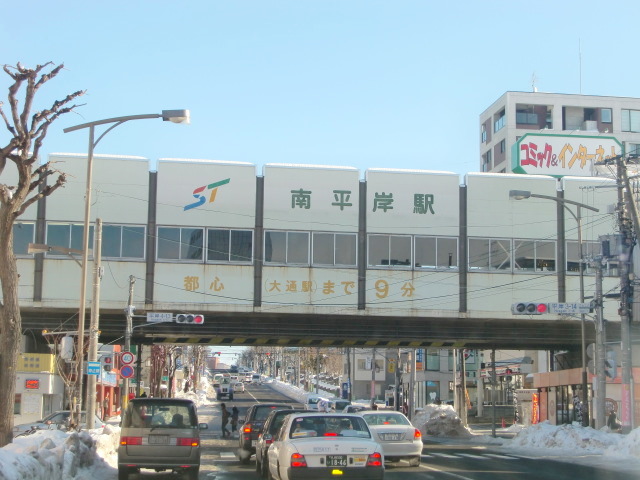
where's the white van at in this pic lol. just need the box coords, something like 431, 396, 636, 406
251, 374, 262, 384
304, 395, 329, 411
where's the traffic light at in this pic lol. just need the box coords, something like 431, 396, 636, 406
175, 313, 205, 324
100, 354, 113, 372
605, 349, 617, 379
511, 302, 548, 315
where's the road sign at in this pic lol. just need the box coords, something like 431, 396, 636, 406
147, 312, 173, 323
120, 365, 135, 379
547, 302, 592, 315
86, 361, 101, 376
120, 351, 135, 365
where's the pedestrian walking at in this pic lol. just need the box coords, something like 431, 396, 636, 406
220, 403, 231, 438
231, 406, 239, 432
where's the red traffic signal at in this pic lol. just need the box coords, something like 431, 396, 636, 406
511, 302, 548, 315
176, 313, 205, 324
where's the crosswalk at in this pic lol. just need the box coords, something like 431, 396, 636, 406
423, 452, 520, 461
211, 450, 522, 463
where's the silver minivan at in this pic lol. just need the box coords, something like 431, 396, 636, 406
118, 398, 208, 480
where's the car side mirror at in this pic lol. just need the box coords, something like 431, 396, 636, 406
199, 423, 208, 430
263, 433, 272, 441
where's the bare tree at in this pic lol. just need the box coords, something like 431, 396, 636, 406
0, 62, 84, 446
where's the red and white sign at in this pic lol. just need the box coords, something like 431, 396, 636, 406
120, 352, 135, 365
120, 365, 135, 379
512, 133, 622, 177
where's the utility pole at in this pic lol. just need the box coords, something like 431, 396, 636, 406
122, 276, 135, 411
460, 349, 468, 425
85, 219, 102, 429
594, 257, 607, 429
617, 156, 637, 431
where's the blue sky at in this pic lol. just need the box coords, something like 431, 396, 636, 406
4, 1, 639, 179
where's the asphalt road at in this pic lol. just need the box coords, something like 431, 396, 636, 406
118, 382, 640, 480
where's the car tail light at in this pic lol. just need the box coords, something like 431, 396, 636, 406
243, 424, 252, 433
290, 453, 307, 468
177, 437, 199, 447
323, 432, 338, 436
414, 428, 422, 439
366, 452, 383, 467
120, 436, 142, 445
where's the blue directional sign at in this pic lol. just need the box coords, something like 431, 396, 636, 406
86, 361, 101, 376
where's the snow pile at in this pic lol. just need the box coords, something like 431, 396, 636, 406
412, 404, 473, 438
604, 427, 640, 458
0, 428, 107, 480
174, 386, 210, 407
510, 421, 619, 453
268, 379, 308, 403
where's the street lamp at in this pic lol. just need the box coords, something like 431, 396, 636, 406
509, 189, 598, 427
64, 110, 190, 427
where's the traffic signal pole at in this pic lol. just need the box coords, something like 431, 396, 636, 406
122, 275, 135, 411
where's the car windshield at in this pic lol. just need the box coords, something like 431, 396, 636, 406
123, 401, 196, 428
362, 413, 411, 426
289, 416, 371, 439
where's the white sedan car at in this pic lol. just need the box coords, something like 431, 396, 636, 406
358, 411, 422, 467
266, 413, 384, 480
233, 381, 245, 393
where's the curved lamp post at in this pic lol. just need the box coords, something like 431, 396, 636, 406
509, 189, 598, 427
64, 110, 190, 427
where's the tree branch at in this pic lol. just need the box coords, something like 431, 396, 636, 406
15, 172, 66, 217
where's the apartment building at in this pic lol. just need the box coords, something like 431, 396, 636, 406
480, 91, 640, 174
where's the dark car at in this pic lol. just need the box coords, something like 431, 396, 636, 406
13, 410, 105, 437
255, 408, 308, 477
238, 403, 294, 463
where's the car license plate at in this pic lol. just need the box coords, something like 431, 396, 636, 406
148, 435, 169, 445
381, 433, 402, 441
326, 455, 347, 467
251, 440, 257, 447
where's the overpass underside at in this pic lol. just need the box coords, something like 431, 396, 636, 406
21, 307, 630, 350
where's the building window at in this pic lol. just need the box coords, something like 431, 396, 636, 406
621, 109, 640, 132
157, 227, 203, 261
13, 222, 35, 255
414, 236, 458, 269
102, 224, 145, 259
426, 349, 441, 371
264, 230, 309, 265
207, 229, 253, 263
481, 124, 487, 143
567, 240, 602, 275
513, 240, 556, 272
601, 108, 612, 123
468, 238, 511, 271
500, 139, 506, 153
494, 109, 505, 133
312, 232, 357, 266
46, 223, 94, 255
482, 149, 492, 172
14, 394, 21, 415
516, 110, 538, 125
367, 234, 412, 267
628, 143, 640, 156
